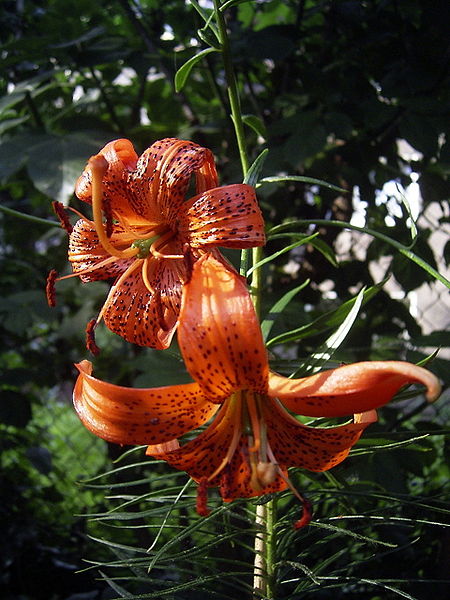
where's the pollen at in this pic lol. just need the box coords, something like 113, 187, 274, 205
46, 269, 58, 307
86, 319, 100, 356
52, 201, 73, 234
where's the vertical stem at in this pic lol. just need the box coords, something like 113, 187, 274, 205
212, 2, 275, 598
213, 0, 249, 175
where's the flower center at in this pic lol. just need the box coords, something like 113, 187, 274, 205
89, 154, 184, 263
197, 391, 313, 528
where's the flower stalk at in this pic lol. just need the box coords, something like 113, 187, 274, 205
212, 1, 274, 596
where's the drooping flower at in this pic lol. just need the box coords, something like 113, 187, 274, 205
48, 138, 265, 350
73, 254, 441, 525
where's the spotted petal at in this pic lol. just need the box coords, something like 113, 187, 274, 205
101, 253, 185, 349
68, 218, 134, 281
178, 254, 269, 400
268, 361, 441, 418
178, 184, 265, 248
146, 401, 287, 501
265, 398, 377, 472
131, 138, 218, 226
73, 360, 218, 445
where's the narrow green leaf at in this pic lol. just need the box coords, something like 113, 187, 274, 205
269, 218, 450, 289
261, 280, 310, 341
220, 0, 254, 11
246, 233, 319, 276
99, 570, 134, 598
242, 114, 267, 139
243, 148, 269, 187
269, 232, 339, 267
267, 279, 386, 347
258, 175, 348, 193
291, 287, 365, 377
175, 47, 218, 92
311, 521, 397, 547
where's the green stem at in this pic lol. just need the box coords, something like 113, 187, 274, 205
0, 204, 59, 227
212, 2, 274, 598
213, 0, 249, 175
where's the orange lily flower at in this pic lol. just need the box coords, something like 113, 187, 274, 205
49, 138, 265, 350
73, 255, 441, 525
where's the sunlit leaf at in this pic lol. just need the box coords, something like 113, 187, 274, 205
175, 47, 218, 92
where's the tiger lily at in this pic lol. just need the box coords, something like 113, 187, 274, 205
48, 138, 265, 350
73, 254, 441, 525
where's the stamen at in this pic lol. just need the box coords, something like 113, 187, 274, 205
220, 465, 232, 499
57, 255, 120, 282
293, 496, 313, 530
208, 396, 242, 482
141, 258, 157, 294
246, 392, 262, 454
266, 444, 313, 529
89, 154, 139, 260
196, 477, 210, 517
86, 318, 100, 356
46, 269, 58, 307
149, 230, 184, 259
52, 201, 73, 234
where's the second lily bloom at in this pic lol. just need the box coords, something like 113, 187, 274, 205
73, 254, 441, 520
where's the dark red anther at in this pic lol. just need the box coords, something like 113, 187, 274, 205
196, 478, 210, 517
46, 269, 58, 307
293, 496, 313, 530
52, 201, 73, 234
85, 318, 100, 356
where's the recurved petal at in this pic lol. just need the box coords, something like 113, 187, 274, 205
178, 254, 269, 400
264, 397, 377, 472
68, 218, 134, 281
146, 398, 286, 501
101, 256, 184, 349
73, 360, 218, 445
269, 361, 441, 418
178, 184, 265, 249
132, 138, 218, 226
145, 399, 237, 479
75, 139, 145, 225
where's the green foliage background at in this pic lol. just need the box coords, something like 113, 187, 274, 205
1, 1, 449, 599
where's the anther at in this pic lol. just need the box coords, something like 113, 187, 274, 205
293, 495, 313, 530
46, 269, 58, 307
52, 201, 73, 234
86, 318, 100, 356
196, 477, 210, 517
